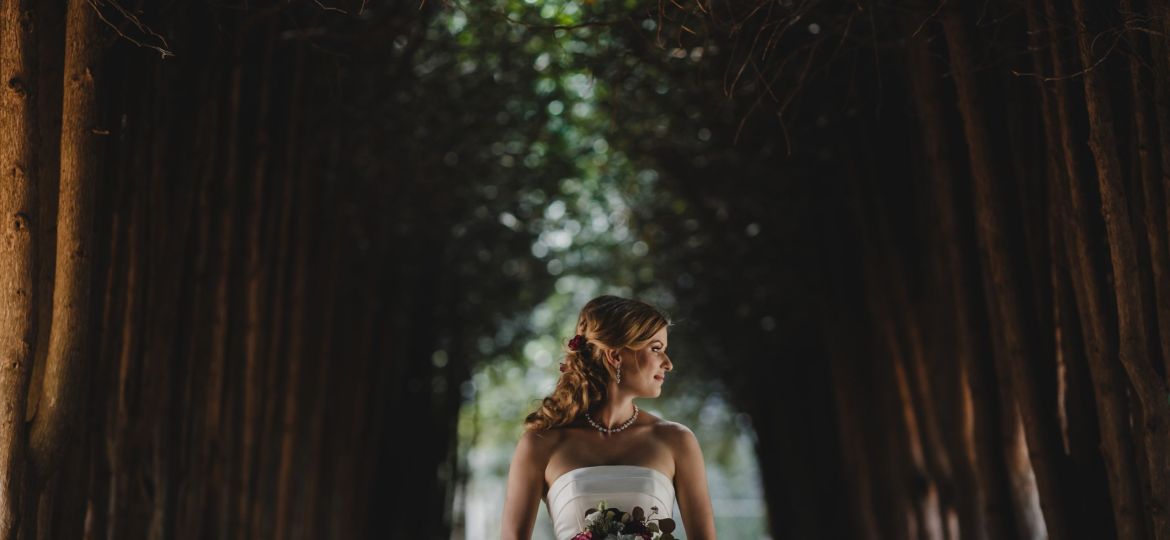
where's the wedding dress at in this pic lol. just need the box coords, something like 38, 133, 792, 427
545, 465, 676, 540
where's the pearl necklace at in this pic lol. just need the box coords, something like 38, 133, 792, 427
585, 405, 639, 434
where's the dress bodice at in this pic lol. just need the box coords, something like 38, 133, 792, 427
544, 465, 676, 540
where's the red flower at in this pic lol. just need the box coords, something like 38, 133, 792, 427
568, 335, 586, 351
570, 532, 592, 540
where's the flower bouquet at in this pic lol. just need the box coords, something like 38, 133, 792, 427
570, 501, 681, 540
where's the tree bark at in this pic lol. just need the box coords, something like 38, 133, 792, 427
847, 176, 924, 540
106, 177, 144, 539
1021, 3, 1120, 538
0, 0, 39, 536
1146, 0, 1170, 378
899, 287, 957, 540
942, 6, 1069, 537
237, 25, 276, 540
869, 180, 952, 540
273, 42, 309, 540
28, 0, 63, 435
173, 48, 223, 540
205, 35, 244, 540
1029, 1, 1149, 537
28, 0, 100, 490
83, 176, 126, 540
823, 324, 880, 540
1069, 0, 1170, 536
903, 24, 1013, 540
1119, 0, 1170, 384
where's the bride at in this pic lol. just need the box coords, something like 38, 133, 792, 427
500, 295, 717, 539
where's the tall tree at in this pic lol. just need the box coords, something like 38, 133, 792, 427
0, 0, 39, 536
1068, 0, 1170, 536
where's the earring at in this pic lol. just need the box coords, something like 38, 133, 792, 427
616, 364, 622, 385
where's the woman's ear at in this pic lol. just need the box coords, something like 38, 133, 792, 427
606, 349, 621, 367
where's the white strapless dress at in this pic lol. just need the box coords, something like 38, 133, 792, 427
545, 465, 676, 540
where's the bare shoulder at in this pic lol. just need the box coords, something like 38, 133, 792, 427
649, 418, 701, 450
516, 426, 567, 458
646, 418, 704, 481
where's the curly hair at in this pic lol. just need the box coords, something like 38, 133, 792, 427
524, 295, 671, 431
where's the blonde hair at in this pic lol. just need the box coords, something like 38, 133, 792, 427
524, 295, 670, 431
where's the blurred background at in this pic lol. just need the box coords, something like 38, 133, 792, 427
3, 0, 1170, 539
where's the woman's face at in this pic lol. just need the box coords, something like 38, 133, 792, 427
620, 326, 673, 398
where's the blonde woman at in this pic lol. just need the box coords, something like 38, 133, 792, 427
500, 295, 717, 540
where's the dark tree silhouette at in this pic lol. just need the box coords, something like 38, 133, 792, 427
1, 0, 1169, 538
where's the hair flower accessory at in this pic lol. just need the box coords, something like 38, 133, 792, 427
568, 334, 586, 351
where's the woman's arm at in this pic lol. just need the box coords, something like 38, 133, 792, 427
500, 430, 550, 540
670, 424, 717, 540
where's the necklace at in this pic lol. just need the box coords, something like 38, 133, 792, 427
585, 404, 639, 434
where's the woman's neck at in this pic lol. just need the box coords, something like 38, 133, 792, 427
592, 395, 637, 429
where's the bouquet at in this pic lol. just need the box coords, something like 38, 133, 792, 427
570, 501, 681, 540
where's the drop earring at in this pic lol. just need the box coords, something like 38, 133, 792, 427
616, 364, 622, 384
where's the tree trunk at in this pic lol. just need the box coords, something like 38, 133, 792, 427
869, 180, 952, 540
273, 43, 309, 540
300, 231, 341, 540
1029, 1, 1149, 537
1021, 3, 1119, 538
942, 6, 1069, 537
205, 35, 244, 540
28, 0, 99, 491
1146, 0, 1170, 381
823, 323, 880, 540
0, 0, 39, 536
847, 176, 923, 540
28, 0, 63, 440
237, 23, 277, 540
1119, 0, 1170, 383
903, 24, 1014, 540
1068, 0, 1170, 537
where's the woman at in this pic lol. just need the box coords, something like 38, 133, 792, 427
500, 295, 717, 540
